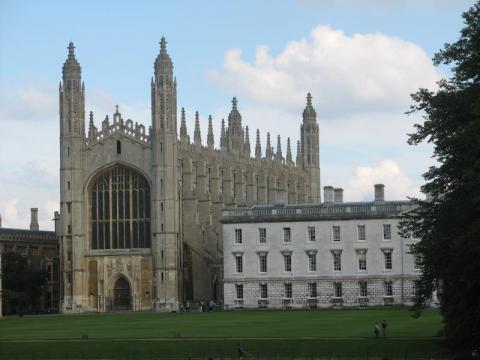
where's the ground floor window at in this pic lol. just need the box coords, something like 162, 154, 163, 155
334, 282, 343, 298
384, 281, 393, 296
259, 283, 268, 299
235, 284, 243, 299
284, 283, 292, 299
359, 281, 368, 297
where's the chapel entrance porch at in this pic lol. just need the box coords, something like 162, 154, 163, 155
106, 276, 132, 311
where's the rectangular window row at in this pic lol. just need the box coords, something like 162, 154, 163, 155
233, 223, 393, 245
234, 281, 396, 300
234, 250, 394, 274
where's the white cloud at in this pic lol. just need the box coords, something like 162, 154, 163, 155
206, 25, 438, 201
340, 159, 422, 201
0, 83, 57, 122
1, 199, 19, 225
209, 25, 441, 117
297, 0, 471, 9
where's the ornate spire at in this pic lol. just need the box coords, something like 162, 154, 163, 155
303, 92, 316, 121
62, 42, 81, 80
296, 140, 302, 165
255, 129, 262, 160
276, 135, 283, 160
243, 126, 251, 158
220, 118, 226, 151
194, 111, 202, 148
154, 36, 173, 77
286, 137, 292, 164
266, 132, 272, 159
207, 115, 214, 151
180, 107, 188, 144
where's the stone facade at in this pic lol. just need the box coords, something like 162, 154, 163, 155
59, 39, 320, 312
222, 186, 421, 309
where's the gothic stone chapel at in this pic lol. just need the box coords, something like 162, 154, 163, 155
59, 38, 320, 312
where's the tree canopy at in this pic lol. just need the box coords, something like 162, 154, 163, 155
1, 251, 48, 315
399, 1, 480, 353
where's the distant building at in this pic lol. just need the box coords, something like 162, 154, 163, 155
0, 209, 60, 314
222, 185, 422, 309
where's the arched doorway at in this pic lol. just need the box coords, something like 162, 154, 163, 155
113, 276, 132, 310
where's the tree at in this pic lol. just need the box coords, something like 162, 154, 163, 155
399, 1, 480, 353
1, 252, 48, 315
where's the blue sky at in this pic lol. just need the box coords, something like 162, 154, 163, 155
0, 0, 472, 229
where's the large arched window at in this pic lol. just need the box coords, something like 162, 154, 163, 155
90, 165, 151, 249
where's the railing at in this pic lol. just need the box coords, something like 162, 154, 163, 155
222, 202, 414, 219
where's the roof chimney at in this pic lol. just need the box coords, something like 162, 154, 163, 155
334, 188, 344, 203
53, 211, 60, 236
374, 184, 385, 203
30, 208, 39, 231
323, 186, 334, 204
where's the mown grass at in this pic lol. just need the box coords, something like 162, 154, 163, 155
0, 308, 449, 359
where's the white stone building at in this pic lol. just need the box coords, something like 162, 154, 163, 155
222, 185, 422, 309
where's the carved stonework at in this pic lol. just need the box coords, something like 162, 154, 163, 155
115, 260, 123, 272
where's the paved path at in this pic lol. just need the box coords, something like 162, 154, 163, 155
0, 336, 441, 342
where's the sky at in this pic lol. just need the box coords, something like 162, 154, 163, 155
0, 0, 472, 230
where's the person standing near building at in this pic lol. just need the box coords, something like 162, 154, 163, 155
381, 320, 388, 337
374, 322, 380, 338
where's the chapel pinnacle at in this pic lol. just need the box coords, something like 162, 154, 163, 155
68, 42, 75, 58
160, 37, 167, 52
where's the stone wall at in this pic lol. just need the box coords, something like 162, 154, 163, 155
224, 278, 417, 309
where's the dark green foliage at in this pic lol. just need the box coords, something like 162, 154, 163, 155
399, 1, 480, 353
1, 252, 48, 315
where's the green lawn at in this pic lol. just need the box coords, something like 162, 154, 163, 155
0, 308, 449, 359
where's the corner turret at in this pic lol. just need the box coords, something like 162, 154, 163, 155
59, 42, 86, 312
60, 42, 85, 136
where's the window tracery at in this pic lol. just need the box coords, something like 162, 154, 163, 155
90, 165, 151, 249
